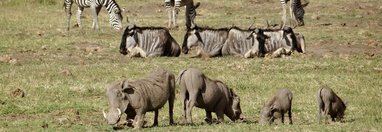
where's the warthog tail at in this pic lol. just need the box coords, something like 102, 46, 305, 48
176, 69, 188, 85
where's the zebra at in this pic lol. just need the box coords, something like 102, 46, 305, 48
280, 0, 309, 28
164, 0, 200, 29
64, 0, 124, 31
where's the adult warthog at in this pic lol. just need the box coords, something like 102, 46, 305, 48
119, 25, 181, 57
317, 85, 347, 124
103, 69, 175, 129
259, 88, 293, 125
177, 68, 245, 124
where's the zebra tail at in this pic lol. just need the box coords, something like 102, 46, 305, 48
301, 1, 309, 8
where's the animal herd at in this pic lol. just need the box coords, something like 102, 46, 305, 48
62, 0, 346, 130
119, 25, 306, 58
103, 68, 348, 129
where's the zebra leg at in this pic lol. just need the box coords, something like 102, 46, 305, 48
91, 5, 100, 30
281, 2, 287, 28
173, 0, 181, 29
172, 7, 179, 29
289, 1, 296, 28
76, 7, 84, 28
64, 0, 73, 31
168, 8, 173, 28
165, 1, 173, 28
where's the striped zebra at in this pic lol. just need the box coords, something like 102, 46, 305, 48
64, 0, 123, 31
165, 0, 200, 29
280, 0, 309, 28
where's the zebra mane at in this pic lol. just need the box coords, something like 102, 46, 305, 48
113, 0, 122, 10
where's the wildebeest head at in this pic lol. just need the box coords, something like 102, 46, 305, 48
281, 27, 304, 53
110, 6, 124, 31
247, 28, 269, 57
259, 104, 276, 125
230, 89, 245, 121
182, 26, 204, 54
120, 24, 142, 55
103, 81, 128, 125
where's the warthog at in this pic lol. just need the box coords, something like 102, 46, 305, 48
119, 25, 181, 57
103, 69, 175, 129
317, 85, 347, 123
259, 88, 293, 125
177, 68, 244, 124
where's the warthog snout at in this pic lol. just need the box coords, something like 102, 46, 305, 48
103, 108, 122, 125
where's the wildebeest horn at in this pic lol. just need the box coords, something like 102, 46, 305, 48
266, 20, 270, 29
246, 30, 254, 39
117, 108, 122, 116
248, 22, 254, 30
103, 110, 107, 119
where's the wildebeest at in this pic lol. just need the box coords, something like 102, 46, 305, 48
103, 69, 175, 129
119, 25, 181, 57
177, 68, 244, 124
245, 27, 305, 58
221, 27, 268, 57
182, 26, 229, 58
259, 88, 293, 125
317, 85, 347, 124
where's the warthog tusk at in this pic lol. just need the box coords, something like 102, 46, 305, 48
117, 108, 122, 117
103, 110, 107, 119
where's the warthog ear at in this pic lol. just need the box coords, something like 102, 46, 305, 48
270, 105, 277, 112
121, 81, 135, 94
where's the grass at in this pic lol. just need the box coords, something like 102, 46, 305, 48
0, 0, 382, 131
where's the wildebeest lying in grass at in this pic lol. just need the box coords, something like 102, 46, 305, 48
177, 68, 244, 124
259, 88, 293, 125
182, 26, 229, 58
119, 24, 181, 57
222, 27, 268, 57
103, 69, 175, 129
245, 27, 305, 58
317, 85, 347, 124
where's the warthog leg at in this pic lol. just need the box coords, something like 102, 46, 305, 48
133, 112, 145, 129
205, 110, 213, 124
288, 107, 293, 124
186, 92, 198, 124
152, 110, 159, 127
